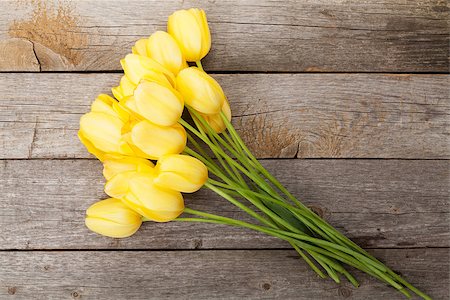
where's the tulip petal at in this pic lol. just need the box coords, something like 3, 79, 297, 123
168, 10, 203, 62
112, 76, 137, 101
131, 120, 186, 160
133, 81, 184, 126
103, 155, 154, 180
124, 175, 184, 222
132, 38, 148, 57
121, 54, 175, 86
79, 112, 124, 154
91, 94, 117, 117
85, 217, 140, 238
147, 31, 185, 74
85, 198, 142, 238
78, 131, 106, 161
176, 67, 225, 115
105, 171, 135, 198
154, 154, 208, 193
201, 97, 232, 133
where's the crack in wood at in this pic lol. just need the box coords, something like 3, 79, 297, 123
28, 117, 38, 159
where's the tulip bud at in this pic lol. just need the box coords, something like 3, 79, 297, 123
167, 8, 211, 61
85, 198, 142, 238
147, 31, 187, 74
79, 112, 126, 154
131, 120, 187, 160
91, 93, 132, 123
201, 98, 232, 133
176, 67, 225, 115
104, 171, 135, 199
132, 38, 149, 57
103, 154, 154, 180
90, 94, 117, 116
154, 154, 208, 193
121, 54, 175, 86
124, 173, 185, 222
78, 131, 106, 161
130, 80, 184, 126
112, 76, 137, 101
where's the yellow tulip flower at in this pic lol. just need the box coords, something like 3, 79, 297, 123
167, 8, 211, 62
154, 154, 208, 193
90, 94, 117, 116
176, 67, 225, 115
112, 76, 137, 101
104, 171, 184, 222
132, 38, 148, 57
147, 31, 187, 74
90, 94, 131, 123
79, 94, 134, 159
80, 94, 143, 157
120, 54, 175, 86
79, 111, 126, 154
201, 98, 232, 133
131, 120, 187, 160
85, 198, 142, 238
103, 154, 154, 180
78, 131, 106, 161
130, 80, 184, 126
104, 171, 136, 199
124, 173, 185, 222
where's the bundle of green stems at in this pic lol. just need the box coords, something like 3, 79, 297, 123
173, 108, 430, 300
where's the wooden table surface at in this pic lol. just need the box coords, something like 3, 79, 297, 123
0, 1, 449, 299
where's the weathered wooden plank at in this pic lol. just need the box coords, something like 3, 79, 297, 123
0, 249, 448, 299
0, 159, 448, 250
0, 0, 448, 72
1, 73, 448, 159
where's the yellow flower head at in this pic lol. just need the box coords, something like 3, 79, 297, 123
121, 54, 175, 86
167, 8, 211, 62
130, 120, 187, 160
112, 75, 137, 102
154, 154, 208, 193
85, 198, 142, 238
176, 67, 225, 115
129, 80, 184, 127
79, 94, 143, 158
147, 31, 188, 74
105, 172, 184, 222
132, 38, 149, 57
102, 154, 154, 181
78, 131, 106, 161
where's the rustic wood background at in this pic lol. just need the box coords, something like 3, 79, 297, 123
0, 0, 449, 299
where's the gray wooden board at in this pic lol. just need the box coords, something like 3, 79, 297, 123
0, 0, 448, 72
1, 73, 448, 159
0, 249, 448, 299
0, 159, 448, 250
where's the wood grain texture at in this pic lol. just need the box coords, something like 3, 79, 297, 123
0, 249, 448, 299
0, 0, 448, 72
0, 159, 447, 250
0, 38, 40, 71
1, 73, 448, 159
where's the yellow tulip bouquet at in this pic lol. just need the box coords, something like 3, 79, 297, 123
79, 8, 430, 299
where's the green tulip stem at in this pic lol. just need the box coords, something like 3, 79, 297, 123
208, 179, 351, 246
205, 179, 348, 281
177, 211, 405, 293
196, 60, 204, 71
189, 112, 248, 188
207, 181, 303, 235
183, 118, 382, 288
180, 117, 283, 199
219, 112, 305, 207
178, 109, 431, 300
